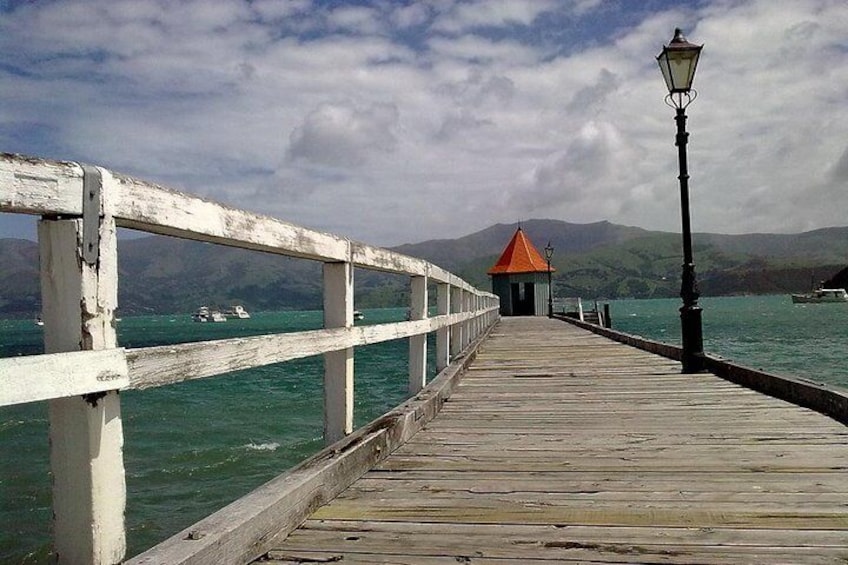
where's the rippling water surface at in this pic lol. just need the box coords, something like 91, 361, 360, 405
608, 294, 848, 388
1, 308, 419, 563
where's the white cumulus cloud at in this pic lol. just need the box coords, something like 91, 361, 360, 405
1, 0, 847, 245
288, 101, 400, 168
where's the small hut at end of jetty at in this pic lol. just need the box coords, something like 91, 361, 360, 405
488, 227, 554, 316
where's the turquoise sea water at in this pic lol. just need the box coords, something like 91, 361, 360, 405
2, 296, 847, 563
608, 294, 848, 388
1, 307, 428, 564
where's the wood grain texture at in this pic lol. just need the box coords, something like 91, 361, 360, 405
260, 317, 848, 564
40, 217, 127, 564
0, 349, 128, 405
125, 310, 497, 390
0, 153, 83, 215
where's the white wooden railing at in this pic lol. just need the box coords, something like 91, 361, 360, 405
0, 153, 499, 564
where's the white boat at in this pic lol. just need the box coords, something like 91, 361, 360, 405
353, 310, 364, 321
791, 288, 848, 304
225, 305, 251, 319
192, 306, 210, 322
34, 315, 44, 326
192, 306, 228, 322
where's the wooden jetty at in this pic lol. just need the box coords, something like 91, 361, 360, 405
2, 153, 848, 564
258, 317, 848, 564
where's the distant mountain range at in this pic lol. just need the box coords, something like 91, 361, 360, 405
394, 219, 848, 299
2, 219, 847, 318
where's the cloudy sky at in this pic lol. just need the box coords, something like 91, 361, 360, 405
1, 0, 847, 245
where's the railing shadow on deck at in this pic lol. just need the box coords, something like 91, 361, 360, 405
0, 153, 499, 564
555, 313, 848, 426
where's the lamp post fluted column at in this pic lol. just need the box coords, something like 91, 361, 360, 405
675, 106, 705, 373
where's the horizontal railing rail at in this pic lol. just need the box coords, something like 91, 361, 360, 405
1, 154, 478, 285
0, 153, 499, 564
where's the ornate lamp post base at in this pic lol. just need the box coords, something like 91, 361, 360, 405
680, 260, 705, 373
680, 305, 705, 373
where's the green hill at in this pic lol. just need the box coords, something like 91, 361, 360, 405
1, 220, 846, 318
398, 220, 847, 301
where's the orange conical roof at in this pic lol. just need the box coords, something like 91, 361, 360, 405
487, 227, 555, 275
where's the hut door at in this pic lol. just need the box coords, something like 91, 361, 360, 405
523, 283, 535, 315
510, 282, 535, 315
510, 283, 521, 315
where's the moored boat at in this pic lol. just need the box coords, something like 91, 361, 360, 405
791, 288, 848, 304
192, 306, 210, 322
192, 306, 228, 322
225, 305, 251, 319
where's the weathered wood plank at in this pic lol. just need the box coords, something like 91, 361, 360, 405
309, 498, 848, 529
323, 261, 354, 444
450, 287, 463, 358
435, 283, 450, 372
299, 520, 848, 546
0, 153, 83, 215
387, 441, 848, 460
266, 520, 848, 564
331, 484, 848, 506
126, 311, 492, 389
40, 216, 127, 564
0, 349, 128, 405
398, 431, 848, 447
372, 454, 848, 473
274, 521, 848, 563
344, 472, 848, 494
113, 169, 351, 261
407, 275, 427, 394
263, 547, 848, 565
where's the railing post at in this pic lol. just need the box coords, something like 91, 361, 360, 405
323, 261, 354, 444
474, 294, 482, 338
39, 196, 126, 563
408, 276, 428, 394
486, 296, 493, 326
436, 283, 450, 372
463, 290, 471, 348
469, 292, 475, 342
486, 296, 492, 327
450, 286, 463, 358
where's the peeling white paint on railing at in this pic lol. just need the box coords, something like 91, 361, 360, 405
0, 153, 499, 565
0, 349, 128, 405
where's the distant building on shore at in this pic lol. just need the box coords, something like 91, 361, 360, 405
487, 227, 554, 316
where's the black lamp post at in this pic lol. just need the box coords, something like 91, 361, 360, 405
657, 28, 706, 373
544, 241, 554, 317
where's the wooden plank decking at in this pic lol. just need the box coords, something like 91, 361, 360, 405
258, 317, 848, 564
